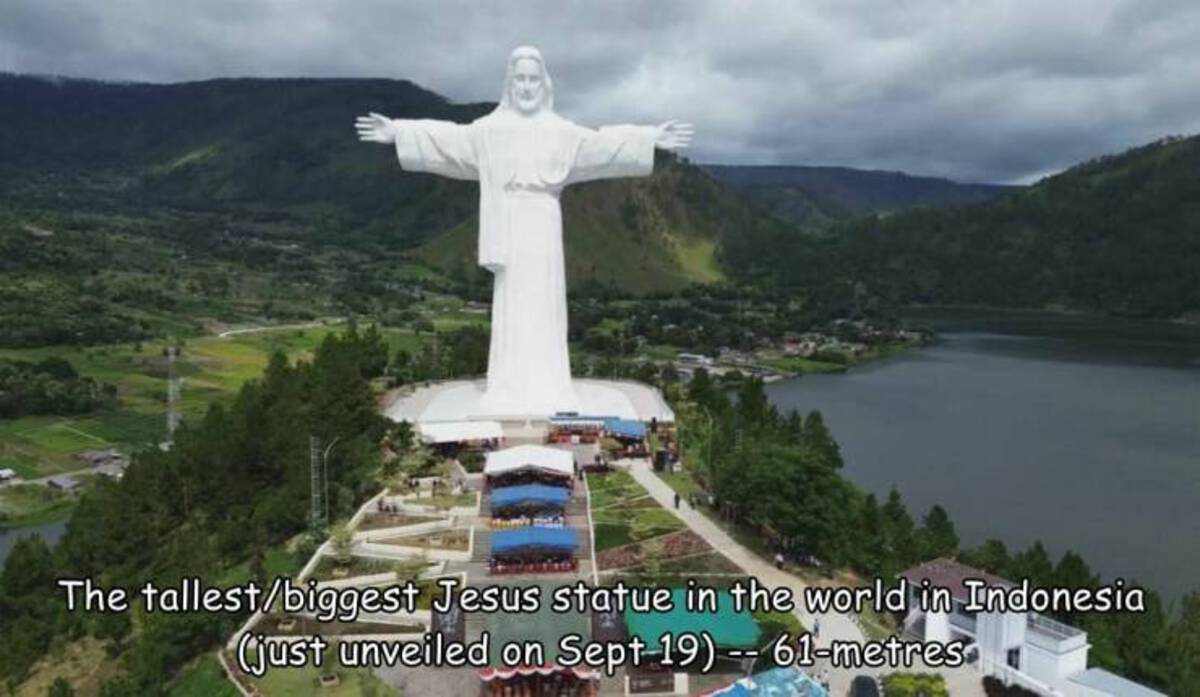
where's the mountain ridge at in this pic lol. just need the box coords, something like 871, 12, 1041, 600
704, 163, 1018, 230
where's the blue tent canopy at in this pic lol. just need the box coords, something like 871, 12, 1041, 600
490, 484, 571, 510
491, 527, 579, 554
604, 418, 647, 440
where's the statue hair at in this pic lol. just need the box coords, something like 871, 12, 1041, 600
498, 45, 554, 113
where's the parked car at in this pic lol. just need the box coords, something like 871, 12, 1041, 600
849, 675, 881, 697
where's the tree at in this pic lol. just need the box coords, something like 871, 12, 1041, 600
882, 488, 919, 570
47, 678, 75, 697
411, 317, 435, 335
855, 493, 890, 577
1009, 541, 1054, 584
801, 410, 842, 469
359, 323, 389, 378
735, 378, 773, 426
919, 505, 958, 559
0, 536, 62, 682
1169, 593, 1200, 696
1052, 551, 1095, 590
330, 524, 354, 567
961, 539, 1010, 574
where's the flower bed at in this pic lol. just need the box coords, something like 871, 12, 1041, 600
356, 511, 441, 531
596, 530, 722, 571
376, 529, 470, 551
267, 614, 425, 636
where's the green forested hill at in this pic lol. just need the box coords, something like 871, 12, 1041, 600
837, 136, 1200, 318
704, 164, 1016, 230
0, 74, 485, 246
418, 152, 802, 294
3, 74, 1197, 332
0, 74, 772, 317
724, 135, 1200, 319
0, 75, 771, 347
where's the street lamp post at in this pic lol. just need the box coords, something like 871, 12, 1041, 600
322, 436, 341, 526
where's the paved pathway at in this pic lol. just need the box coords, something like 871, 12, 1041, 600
624, 459, 865, 640
216, 318, 344, 338
625, 458, 987, 696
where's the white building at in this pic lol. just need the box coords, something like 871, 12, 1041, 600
675, 352, 714, 367
899, 559, 1166, 697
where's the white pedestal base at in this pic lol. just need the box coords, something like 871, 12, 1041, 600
384, 378, 674, 425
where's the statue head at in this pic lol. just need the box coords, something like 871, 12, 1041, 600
500, 45, 553, 115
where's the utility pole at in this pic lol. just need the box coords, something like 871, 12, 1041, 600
323, 437, 340, 525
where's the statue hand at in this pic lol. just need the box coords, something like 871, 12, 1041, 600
655, 121, 694, 150
355, 112, 398, 144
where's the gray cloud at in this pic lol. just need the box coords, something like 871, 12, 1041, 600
2, 0, 1198, 183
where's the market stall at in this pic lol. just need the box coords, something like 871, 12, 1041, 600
489, 526, 579, 574
489, 484, 570, 528
484, 445, 575, 489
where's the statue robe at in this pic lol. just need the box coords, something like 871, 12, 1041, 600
392, 109, 657, 415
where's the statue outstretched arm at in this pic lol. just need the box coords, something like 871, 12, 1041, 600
568, 121, 694, 184
355, 112, 479, 181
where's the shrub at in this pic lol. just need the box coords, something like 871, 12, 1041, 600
459, 449, 485, 473
882, 672, 949, 697
982, 676, 1040, 697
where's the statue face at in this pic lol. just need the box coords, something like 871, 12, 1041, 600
510, 57, 545, 114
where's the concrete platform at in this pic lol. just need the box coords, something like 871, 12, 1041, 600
384, 378, 675, 425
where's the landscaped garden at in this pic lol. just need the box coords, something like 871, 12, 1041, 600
589, 470, 684, 552
309, 556, 434, 582
375, 529, 470, 551
588, 469, 742, 581
356, 511, 441, 531
266, 615, 425, 637
236, 649, 399, 697
0, 482, 75, 526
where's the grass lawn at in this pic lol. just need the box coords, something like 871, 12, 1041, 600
0, 324, 425, 481
12, 637, 122, 697
421, 491, 477, 510
586, 469, 646, 508
656, 469, 704, 500
638, 344, 679, 361
759, 355, 846, 375
588, 470, 684, 553
169, 654, 241, 697
249, 661, 399, 697
377, 529, 469, 551
217, 542, 304, 586
356, 511, 441, 531
0, 483, 75, 527
674, 237, 725, 284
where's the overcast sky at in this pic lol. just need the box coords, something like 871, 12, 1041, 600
3, 0, 1199, 183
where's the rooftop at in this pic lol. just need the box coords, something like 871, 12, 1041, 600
1069, 668, 1168, 697
484, 582, 589, 666
625, 588, 760, 653
898, 557, 1014, 603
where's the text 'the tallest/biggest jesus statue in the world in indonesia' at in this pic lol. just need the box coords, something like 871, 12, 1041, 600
356, 46, 693, 417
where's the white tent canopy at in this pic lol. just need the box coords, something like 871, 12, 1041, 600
418, 420, 504, 445
484, 445, 574, 478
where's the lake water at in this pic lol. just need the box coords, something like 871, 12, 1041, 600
766, 311, 1200, 605
0, 517, 68, 566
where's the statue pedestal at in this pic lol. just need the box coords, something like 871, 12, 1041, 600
384, 378, 674, 425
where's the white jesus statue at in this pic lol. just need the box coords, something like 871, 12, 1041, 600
357, 46, 693, 417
